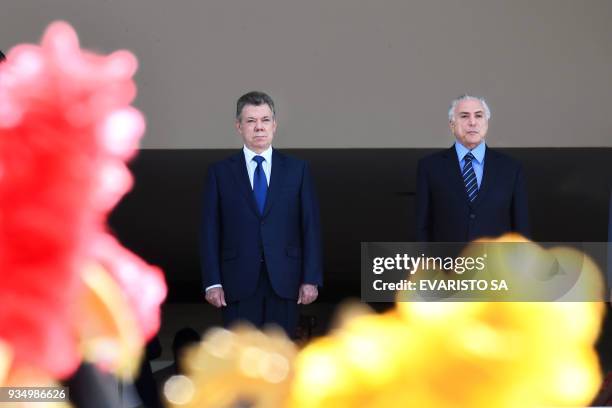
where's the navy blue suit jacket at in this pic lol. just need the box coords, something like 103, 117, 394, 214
416, 145, 530, 242
200, 149, 323, 302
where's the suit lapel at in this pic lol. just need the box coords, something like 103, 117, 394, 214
471, 146, 496, 209
229, 151, 260, 216
443, 146, 469, 201
262, 149, 285, 217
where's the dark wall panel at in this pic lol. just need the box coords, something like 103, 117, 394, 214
109, 148, 612, 302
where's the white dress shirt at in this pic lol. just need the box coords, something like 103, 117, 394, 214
243, 145, 272, 188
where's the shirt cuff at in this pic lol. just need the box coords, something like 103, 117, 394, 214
205, 284, 222, 292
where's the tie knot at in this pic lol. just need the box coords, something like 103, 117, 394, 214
464, 152, 475, 163
253, 156, 265, 165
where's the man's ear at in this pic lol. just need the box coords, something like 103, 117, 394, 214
235, 119, 242, 135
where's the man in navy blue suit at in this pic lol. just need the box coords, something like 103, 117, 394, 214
416, 94, 530, 242
200, 91, 323, 337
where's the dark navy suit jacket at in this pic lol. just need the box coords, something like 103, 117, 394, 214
200, 149, 323, 302
416, 145, 530, 242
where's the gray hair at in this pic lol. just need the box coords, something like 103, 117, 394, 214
236, 91, 276, 120
448, 94, 491, 122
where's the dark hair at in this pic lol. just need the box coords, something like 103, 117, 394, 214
236, 91, 275, 120
171, 327, 201, 359
0, 50, 5, 62
172, 327, 201, 374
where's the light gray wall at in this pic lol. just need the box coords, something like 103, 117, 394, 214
2, 0, 611, 148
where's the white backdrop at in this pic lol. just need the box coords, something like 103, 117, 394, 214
2, 0, 611, 148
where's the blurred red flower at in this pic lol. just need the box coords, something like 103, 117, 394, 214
0, 21, 166, 380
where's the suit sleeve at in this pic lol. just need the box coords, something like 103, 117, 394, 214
415, 159, 431, 242
300, 161, 324, 286
200, 165, 222, 290
511, 163, 531, 239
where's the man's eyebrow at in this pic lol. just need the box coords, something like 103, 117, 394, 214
458, 110, 484, 115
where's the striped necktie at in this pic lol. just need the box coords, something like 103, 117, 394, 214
462, 152, 478, 202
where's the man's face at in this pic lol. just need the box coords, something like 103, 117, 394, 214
236, 104, 276, 153
450, 98, 488, 149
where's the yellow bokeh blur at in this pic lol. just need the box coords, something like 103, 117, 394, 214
173, 235, 606, 408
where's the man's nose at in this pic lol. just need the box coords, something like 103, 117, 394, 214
468, 116, 477, 126
255, 121, 264, 131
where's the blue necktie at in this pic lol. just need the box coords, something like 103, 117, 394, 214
462, 152, 478, 202
252, 156, 267, 214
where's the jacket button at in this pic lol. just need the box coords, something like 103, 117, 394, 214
469, 213, 476, 219
261, 221, 265, 225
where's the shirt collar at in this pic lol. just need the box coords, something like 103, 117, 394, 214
455, 141, 486, 164
243, 145, 273, 164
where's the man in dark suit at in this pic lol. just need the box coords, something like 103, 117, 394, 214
200, 91, 323, 337
416, 94, 530, 242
